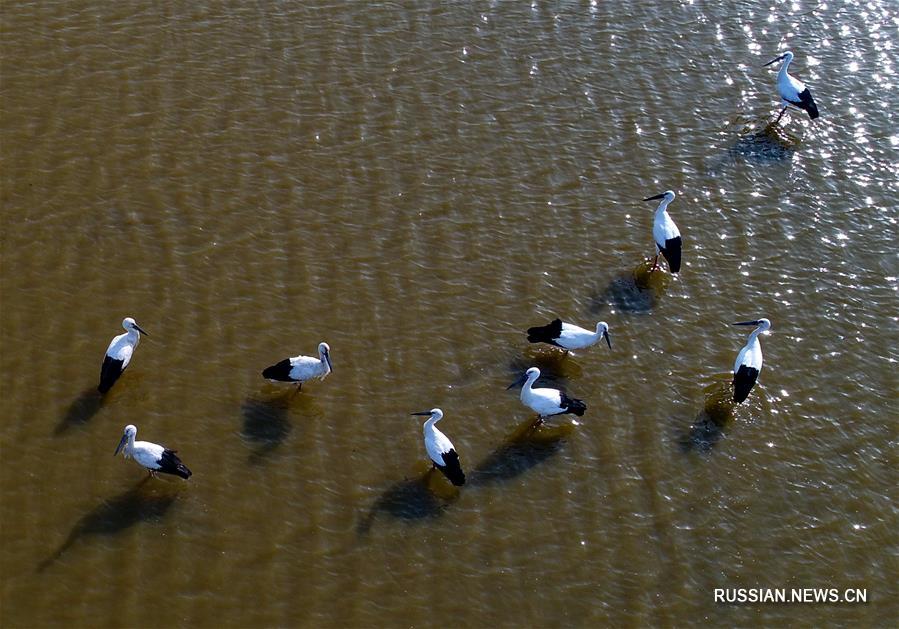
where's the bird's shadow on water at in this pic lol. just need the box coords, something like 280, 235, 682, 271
710, 116, 800, 172
240, 391, 296, 463
678, 382, 738, 453
468, 416, 574, 486
356, 468, 459, 537
507, 351, 582, 389
589, 261, 670, 315
37, 478, 179, 572
54, 388, 104, 435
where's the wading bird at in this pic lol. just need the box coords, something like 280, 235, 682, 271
262, 342, 332, 391
764, 51, 819, 123
411, 409, 465, 486
114, 424, 191, 479
644, 191, 682, 273
732, 318, 771, 404
526, 319, 611, 352
98, 317, 148, 394
507, 367, 586, 422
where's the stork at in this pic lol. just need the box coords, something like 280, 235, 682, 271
114, 424, 191, 479
411, 409, 465, 486
644, 191, 682, 274
262, 342, 332, 391
526, 319, 611, 352
507, 367, 586, 423
99, 317, 148, 394
732, 318, 771, 404
764, 51, 819, 123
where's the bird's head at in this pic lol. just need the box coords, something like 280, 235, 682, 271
595, 322, 612, 349
732, 318, 772, 333
763, 51, 793, 67
114, 424, 138, 456
318, 342, 332, 370
507, 367, 540, 390
411, 408, 442, 421
123, 317, 149, 336
644, 190, 676, 205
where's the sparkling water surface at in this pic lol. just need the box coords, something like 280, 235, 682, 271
1, 1, 897, 627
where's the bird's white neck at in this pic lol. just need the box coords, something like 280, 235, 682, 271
778, 56, 792, 77
654, 201, 671, 217
746, 326, 765, 345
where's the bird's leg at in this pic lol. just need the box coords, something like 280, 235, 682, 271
148, 469, 158, 478
650, 253, 660, 272
532, 415, 545, 427
774, 106, 788, 124
291, 382, 302, 398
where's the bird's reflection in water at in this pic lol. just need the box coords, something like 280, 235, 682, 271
357, 465, 457, 536
591, 261, 670, 315
680, 381, 737, 453
55, 388, 104, 435
469, 416, 574, 486
508, 351, 581, 389
38, 478, 178, 572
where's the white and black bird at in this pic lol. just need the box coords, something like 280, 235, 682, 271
411, 409, 465, 486
764, 51, 819, 123
98, 317, 148, 394
262, 342, 332, 390
507, 366, 586, 421
114, 424, 192, 479
732, 318, 771, 404
644, 191, 682, 273
527, 318, 611, 352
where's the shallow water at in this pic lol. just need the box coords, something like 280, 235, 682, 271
1, 1, 897, 627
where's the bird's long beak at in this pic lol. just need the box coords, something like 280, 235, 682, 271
323, 351, 332, 372
733, 320, 761, 326
643, 193, 666, 201
134, 324, 149, 336
114, 434, 128, 456
603, 330, 612, 349
410, 411, 432, 416
763, 54, 785, 67
506, 373, 527, 390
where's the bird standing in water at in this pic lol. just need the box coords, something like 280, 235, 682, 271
526, 319, 611, 353
732, 318, 771, 404
99, 317, 148, 394
644, 191, 682, 274
507, 367, 586, 423
114, 424, 191, 479
262, 342, 332, 392
763, 51, 819, 123
411, 409, 465, 486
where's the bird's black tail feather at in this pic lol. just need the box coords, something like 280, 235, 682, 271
560, 393, 587, 416
438, 449, 466, 486
798, 88, 819, 119
527, 318, 563, 344
733, 365, 760, 404
662, 237, 682, 273
159, 450, 192, 479
262, 358, 293, 381
98, 357, 124, 394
